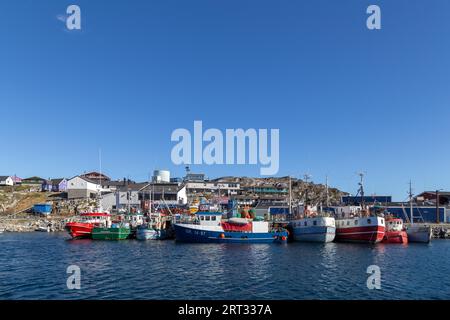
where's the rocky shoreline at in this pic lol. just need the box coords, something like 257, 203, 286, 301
0, 216, 67, 232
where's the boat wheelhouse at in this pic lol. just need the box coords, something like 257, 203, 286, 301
382, 216, 408, 244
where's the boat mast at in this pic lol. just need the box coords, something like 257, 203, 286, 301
304, 174, 311, 214
358, 172, 365, 210
288, 176, 292, 215
409, 180, 414, 225
98, 148, 102, 211
325, 175, 329, 208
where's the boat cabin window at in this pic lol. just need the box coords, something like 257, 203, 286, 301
205, 216, 211, 221
354, 220, 358, 225
212, 216, 216, 221
200, 216, 205, 221
347, 221, 350, 226
367, 219, 371, 224
313, 220, 317, 226
304, 221, 307, 226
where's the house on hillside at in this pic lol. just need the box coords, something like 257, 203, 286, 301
0, 176, 13, 186
22, 176, 46, 186
42, 178, 68, 192
67, 176, 106, 199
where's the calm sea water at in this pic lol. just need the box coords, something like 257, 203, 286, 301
0, 232, 449, 300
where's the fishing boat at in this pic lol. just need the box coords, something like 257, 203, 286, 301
174, 211, 288, 244
290, 215, 336, 243
334, 174, 385, 244
92, 222, 131, 240
382, 216, 408, 244
288, 176, 336, 243
136, 213, 171, 240
65, 212, 111, 239
335, 215, 385, 243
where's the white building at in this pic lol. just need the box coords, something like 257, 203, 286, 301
0, 176, 13, 186
185, 182, 240, 196
67, 176, 110, 199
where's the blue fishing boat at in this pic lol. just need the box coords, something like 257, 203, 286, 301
174, 211, 288, 244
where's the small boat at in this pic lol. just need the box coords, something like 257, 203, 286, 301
136, 213, 171, 240
406, 224, 431, 243
65, 212, 111, 239
92, 223, 131, 240
382, 216, 408, 244
35, 226, 50, 232
174, 211, 288, 244
403, 182, 432, 243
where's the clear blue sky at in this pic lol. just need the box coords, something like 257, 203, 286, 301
1, 0, 449, 200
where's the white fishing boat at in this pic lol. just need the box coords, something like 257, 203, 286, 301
288, 176, 335, 243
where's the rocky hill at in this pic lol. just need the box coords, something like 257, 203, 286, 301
213, 176, 347, 205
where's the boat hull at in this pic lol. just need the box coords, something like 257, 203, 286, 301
407, 225, 432, 243
382, 230, 408, 244
136, 227, 169, 240
292, 226, 336, 243
92, 227, 130, 240
335, 226, 385, 244
65, 222, 94, 239
174, 224, 287, 244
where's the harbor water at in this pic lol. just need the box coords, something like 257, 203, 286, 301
1, 232, 449, 300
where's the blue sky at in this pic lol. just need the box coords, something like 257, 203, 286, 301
0, 0, 449, 200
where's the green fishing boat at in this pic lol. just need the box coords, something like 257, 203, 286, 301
92, 226, 130, 240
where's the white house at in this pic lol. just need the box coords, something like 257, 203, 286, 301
67, 176, 110, 199
0, 176, 13, 186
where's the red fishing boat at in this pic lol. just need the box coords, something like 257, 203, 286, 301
65, 212, 111, 239
382, 216, 408, 244
334, 173, 385, 244
335, 215, 385, 243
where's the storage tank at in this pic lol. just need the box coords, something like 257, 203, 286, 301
153, 170, 170, 183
